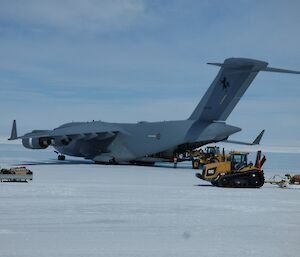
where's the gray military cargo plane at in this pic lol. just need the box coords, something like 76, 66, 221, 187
9, 58, 300, 164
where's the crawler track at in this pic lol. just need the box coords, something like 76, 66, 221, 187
215, 170, 265, 188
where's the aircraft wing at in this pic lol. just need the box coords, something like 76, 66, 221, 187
8, 120, 120, 141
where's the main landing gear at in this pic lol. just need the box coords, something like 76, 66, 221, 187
54, 151, 66, 161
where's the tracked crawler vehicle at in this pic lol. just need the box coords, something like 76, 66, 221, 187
0, 166, 33, 182
196, 151, 266, 188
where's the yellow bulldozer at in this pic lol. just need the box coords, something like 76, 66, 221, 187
191, 146, 228, 169
196, 151, 266, 188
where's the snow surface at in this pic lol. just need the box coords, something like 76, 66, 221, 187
0, 144, 300, 257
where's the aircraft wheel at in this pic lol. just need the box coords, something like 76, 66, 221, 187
192, 159, 200, 169
58, 155, 65, 161
109, 158, 118, 165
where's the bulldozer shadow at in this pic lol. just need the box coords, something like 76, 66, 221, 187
195, 184, 214, 187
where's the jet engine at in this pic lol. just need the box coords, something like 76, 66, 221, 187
22, 137, 52, 149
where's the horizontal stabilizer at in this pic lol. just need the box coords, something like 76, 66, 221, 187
207, 62, 223, 67
208, 61, 300, 74
261, 67, 300, 74
252, 129, 265, 145
224, 130, 265, 146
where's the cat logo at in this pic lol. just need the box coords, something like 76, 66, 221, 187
207, 168, 216, 176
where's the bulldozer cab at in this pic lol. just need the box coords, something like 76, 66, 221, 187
205, 146, 220, 155
230, 152, 248, 171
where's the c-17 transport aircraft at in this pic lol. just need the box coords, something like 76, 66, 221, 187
9, 58, 300, 164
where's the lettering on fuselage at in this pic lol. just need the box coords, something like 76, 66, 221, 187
147, 133, 161, 140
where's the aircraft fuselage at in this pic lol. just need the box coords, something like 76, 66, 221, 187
52, 120, 240, 162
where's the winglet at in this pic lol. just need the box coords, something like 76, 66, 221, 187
8, 120, 18, 140
252, 130, 265, 145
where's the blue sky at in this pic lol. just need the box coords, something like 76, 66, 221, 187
0, 0, 300, 149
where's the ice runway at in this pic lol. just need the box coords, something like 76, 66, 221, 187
0, 144, 300, 257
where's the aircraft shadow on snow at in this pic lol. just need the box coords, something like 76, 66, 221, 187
13, 159, 193, 170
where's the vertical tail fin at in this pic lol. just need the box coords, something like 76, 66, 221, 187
189, 58, 300, 121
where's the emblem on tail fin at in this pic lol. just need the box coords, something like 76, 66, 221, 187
220, 77, 230, 90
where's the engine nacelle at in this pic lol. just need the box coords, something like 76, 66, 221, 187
22, 137, 52, 149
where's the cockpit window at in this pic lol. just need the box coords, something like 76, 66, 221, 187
231, 154, 247, 165
206, 147, 220, 154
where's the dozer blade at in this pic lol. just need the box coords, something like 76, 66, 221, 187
195, 173, 204, 180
